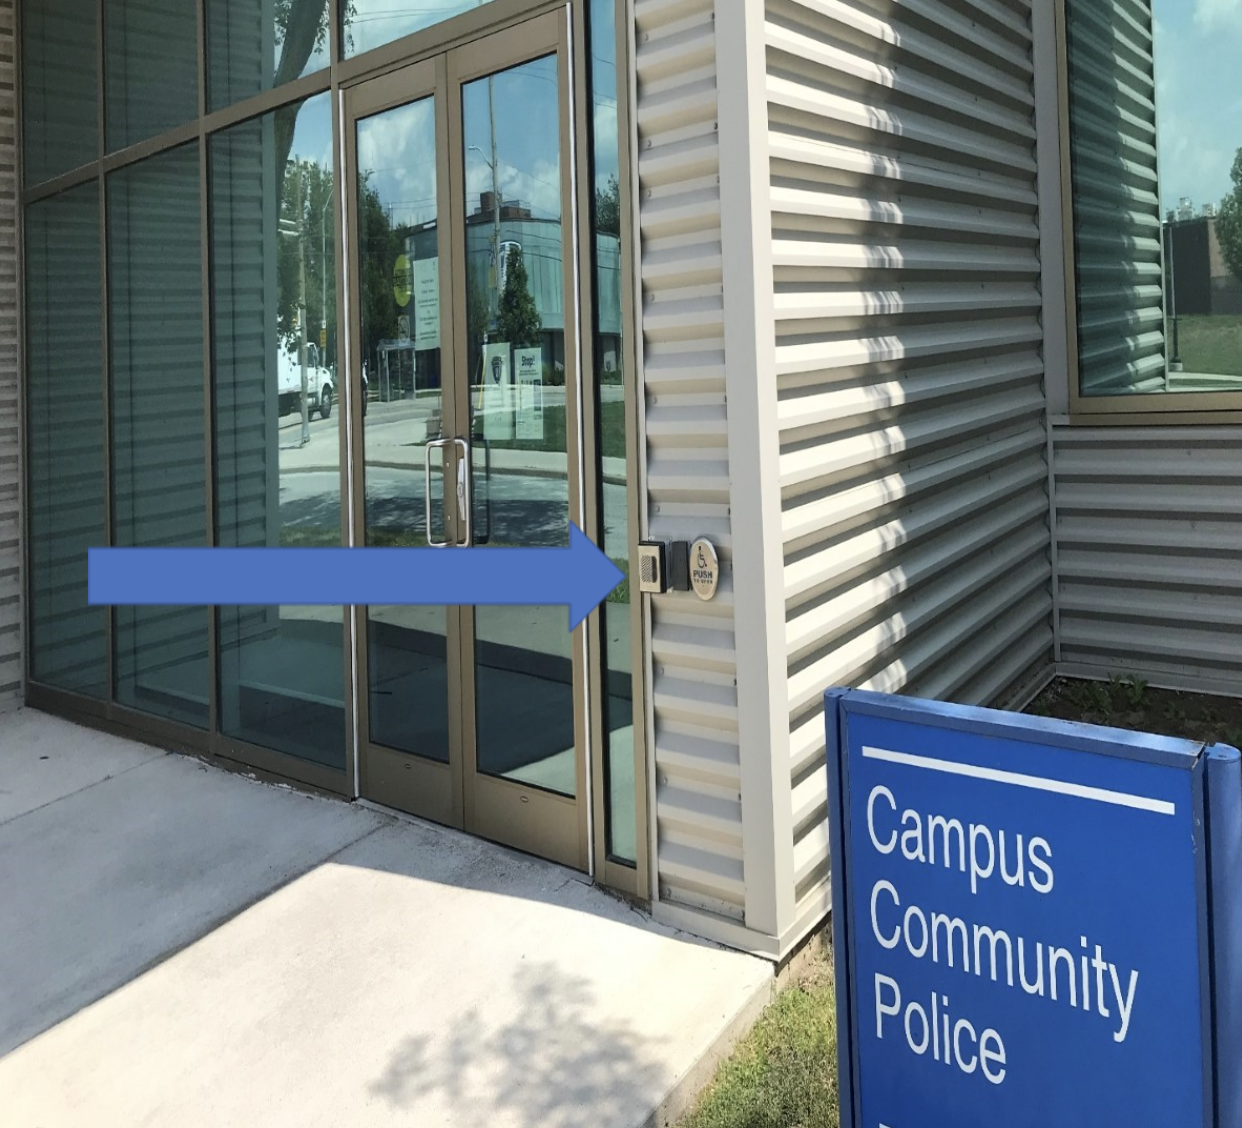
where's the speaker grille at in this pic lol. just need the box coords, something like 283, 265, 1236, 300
640, 555, 657, 585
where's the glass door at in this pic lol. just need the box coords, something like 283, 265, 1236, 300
344, 12, 588, 869
450, 15, 587, 869
346, 57, 464, 829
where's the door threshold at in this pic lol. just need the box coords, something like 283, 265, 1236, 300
354, 798, 594, 886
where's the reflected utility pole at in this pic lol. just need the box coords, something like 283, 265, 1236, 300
280, 168, 312, 447
321, 199, 328, 367
475, 0, 502, 333
297, 171, 311, 445
1166, 217, 1182, 382
490, 74, 500, 328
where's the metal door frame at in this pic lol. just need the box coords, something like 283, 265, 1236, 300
343, 56, 467, 830
343, 11, 589, 870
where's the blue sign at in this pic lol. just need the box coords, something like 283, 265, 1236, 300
825, 689, 1242, 1128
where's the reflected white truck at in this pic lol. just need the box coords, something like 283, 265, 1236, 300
276, 343, 364, 420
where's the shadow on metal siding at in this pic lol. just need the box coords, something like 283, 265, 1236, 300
763, 0, 1054, 911
636, 0, 745, 921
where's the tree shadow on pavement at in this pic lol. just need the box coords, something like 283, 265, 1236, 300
369, 959, 670, 1128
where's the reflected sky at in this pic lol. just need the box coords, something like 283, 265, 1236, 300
1154, 0, 1242, 213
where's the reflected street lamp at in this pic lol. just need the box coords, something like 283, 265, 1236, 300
1165, 218, 1183, 381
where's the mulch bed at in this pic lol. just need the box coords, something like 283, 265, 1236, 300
1028, 676, 1242, 750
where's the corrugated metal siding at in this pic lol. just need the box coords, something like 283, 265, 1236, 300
1064, 0, 1165, 395
0, 0, 20, 711
634, 0, 745, 922
1054, 425, 1242, 693
764, 0, 1054, 910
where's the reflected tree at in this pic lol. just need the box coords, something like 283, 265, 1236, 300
594, 173, 621, 238
466, 258, 491, 388
279, 160, 336, 359
357, 174, 405, 379
1217, 149, 1242, 287
494, 245, 542, 349
273, 0, 356, 176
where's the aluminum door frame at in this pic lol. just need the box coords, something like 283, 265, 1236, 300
344, 57, 468, 830
343, 12, 590, 870
446, 11, 590, 871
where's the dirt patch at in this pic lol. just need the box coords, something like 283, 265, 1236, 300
1028, 676, 1242, 749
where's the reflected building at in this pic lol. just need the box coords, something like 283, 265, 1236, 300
377, 193, 623, 402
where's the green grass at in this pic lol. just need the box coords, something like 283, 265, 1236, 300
679, 944, 839, 1128
281, 527, 429, 548
482, 400, 629, 460
608, 557, 630, 606
1170, 315, 1242, 376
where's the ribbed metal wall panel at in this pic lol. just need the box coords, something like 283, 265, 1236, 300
0, 0, 20, 711
1064, 0, 1165, 395
634, 0, 746, 922
1053, 425, 1242, 694
764, 0, 1054, 912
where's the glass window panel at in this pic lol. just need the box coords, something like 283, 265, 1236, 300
343, 0, 501, 61
104, 0, 198, 151
211, 94, 345, 770
1067, 0, 1242, 400
462, 57, 577, 797
207, 0, 330, 111
589, 0, 635, 864
22, 0, 98, 185
109, 145, 208, 726
25, 185, 108, 697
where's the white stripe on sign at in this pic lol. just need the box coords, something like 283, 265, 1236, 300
860, 746, 1176, 816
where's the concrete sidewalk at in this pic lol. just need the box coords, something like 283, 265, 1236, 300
0, 709, 771, 1128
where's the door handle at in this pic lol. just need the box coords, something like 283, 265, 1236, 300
424, 437, 453, 548
453, 438, 472, 546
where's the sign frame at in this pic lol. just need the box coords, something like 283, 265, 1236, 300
824, 688, 1242, 1128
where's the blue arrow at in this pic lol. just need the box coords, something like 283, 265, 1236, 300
88, 523, 625, 632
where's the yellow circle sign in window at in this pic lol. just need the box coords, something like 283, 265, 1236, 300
393, 253, 412, 308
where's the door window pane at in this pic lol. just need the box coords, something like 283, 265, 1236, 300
343, 0, 501, 60
22, 0, 98, 185
105, 0, 198, 151
109, 145, 208, 726
212, 94, 345, 769
589, 0, 635, 864
357, 96, 451, 762
207, 0, 330, 111
462, 57, 577, 798
26, 185, 107, 696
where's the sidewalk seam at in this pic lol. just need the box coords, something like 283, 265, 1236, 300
0, 752, 169, 831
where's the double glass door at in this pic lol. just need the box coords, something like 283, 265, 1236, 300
344, 12, 587, 868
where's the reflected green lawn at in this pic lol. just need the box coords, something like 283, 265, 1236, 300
481, 399, 628, 460
1170, 315, 1242, 377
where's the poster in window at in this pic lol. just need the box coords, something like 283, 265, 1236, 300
515, 347, 543, 441
482, 342, 514, 440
